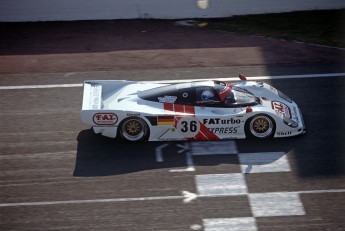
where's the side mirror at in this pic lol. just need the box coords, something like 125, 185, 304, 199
239, 73, 247, 81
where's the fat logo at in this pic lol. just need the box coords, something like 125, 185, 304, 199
271, 101, 291, 118
203, 118, 241, 125
93, 113, 118, 125
272, 102, 284, 113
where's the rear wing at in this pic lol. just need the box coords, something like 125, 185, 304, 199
81, 80, 136, 111
80, 80, 134, 125
82, 82, 102, 110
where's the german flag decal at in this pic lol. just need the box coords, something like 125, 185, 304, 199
158, 116, 175, 125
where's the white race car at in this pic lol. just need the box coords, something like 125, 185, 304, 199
80, 75, 306, 142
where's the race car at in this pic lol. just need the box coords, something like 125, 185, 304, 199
80, 74, 306, 142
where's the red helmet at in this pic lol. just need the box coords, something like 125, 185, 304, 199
217, 82, 233, 102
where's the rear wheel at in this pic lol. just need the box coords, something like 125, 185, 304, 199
119, 117, 149, 142
246, 114, 275, 139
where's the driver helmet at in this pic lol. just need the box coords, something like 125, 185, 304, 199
217, 82, 233, 102
201, 90, 215, 101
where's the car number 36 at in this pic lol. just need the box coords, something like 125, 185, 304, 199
180, 120, 198, 132
177, 118, 200, 138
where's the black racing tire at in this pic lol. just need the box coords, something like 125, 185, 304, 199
119, 117, 149, 142
245, 114, 275, 139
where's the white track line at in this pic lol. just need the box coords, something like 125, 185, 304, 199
0, 73, 344, 90
148, 72, 345, 84
0, 83, 83, 90
1, 189, 344, 207
0, 196, 184, 207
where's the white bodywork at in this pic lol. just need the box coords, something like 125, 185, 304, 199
80, 80, 306, 141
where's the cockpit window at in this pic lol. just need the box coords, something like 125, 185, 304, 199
224, 86, 259, 107
138, 81, 258, 108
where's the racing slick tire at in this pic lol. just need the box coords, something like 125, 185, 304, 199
246, 114, 275, 139
119, 117, 149, 142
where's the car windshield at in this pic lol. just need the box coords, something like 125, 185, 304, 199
223, 86, 258, 107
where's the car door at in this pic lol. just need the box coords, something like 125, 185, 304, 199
190, 87, 246, 139
194, 104, 246, 139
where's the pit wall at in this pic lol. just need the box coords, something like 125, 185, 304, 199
1, 0, 345, 22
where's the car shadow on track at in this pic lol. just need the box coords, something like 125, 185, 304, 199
73, 129, 160, 176
74, 128, 298, 177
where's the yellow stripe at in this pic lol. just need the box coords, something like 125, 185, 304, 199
158, 121, 175, 125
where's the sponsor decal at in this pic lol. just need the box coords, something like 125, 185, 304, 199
93, 113, 118, 125
222, 137, 239, 140
158, 116, 175, 125
158, 95, 177, 103
276, 131, 292, 136
203, 118, 242, 125
158, 138, 183, 141
271, 101, 291, 118
127, 113, 140, 117
207, 126, 239, 134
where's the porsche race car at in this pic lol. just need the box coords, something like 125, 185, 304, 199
80, 75, 306, 142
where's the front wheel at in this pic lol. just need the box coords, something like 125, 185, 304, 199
119, 117, 149, 142
246, 114, 275, 139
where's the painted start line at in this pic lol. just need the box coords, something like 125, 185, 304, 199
0, 73, 344, 90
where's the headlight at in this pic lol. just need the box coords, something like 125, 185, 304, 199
283, 117, 298, 128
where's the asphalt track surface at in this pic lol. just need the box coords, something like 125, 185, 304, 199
1, 72, 345, 231
1, 20, 345, 231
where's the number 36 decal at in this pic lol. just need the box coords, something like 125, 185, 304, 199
177, 117, 200, 138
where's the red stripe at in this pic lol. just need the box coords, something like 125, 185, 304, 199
159, 118, 174, 121
164, 104, 195, 115
174, 104, 184, 114
194, 132, 208, 140
198, 123, 220, 140
184, 105, 195, 115
174, 116, 181, 127
164, 103, 174, 112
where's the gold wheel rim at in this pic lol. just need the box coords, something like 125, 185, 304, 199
125, 121, 141, 136
249, 115, 274, 138
253, 118, 269, 133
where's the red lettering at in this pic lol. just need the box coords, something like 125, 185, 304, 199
93, 113, 118, 125
273, 102, 284, 113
